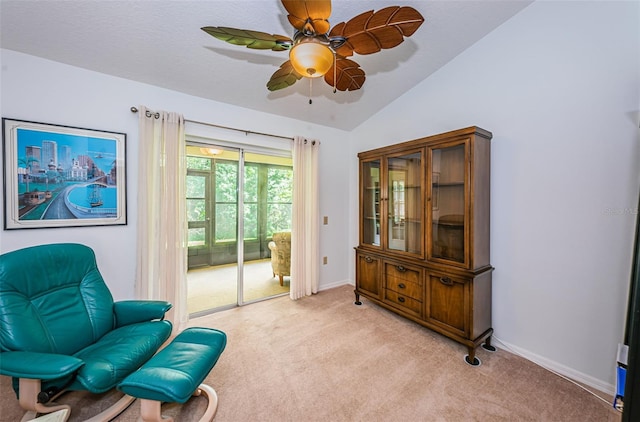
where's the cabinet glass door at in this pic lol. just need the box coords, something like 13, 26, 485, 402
386, 150, 423, 256
429, 142, 466, 264
361, 159, 381, 247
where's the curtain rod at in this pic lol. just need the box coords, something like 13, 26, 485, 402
130, 106, 294, 141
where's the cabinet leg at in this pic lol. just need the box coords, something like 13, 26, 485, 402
482, 336, 497, 352
464, 347, 481, 366
354, 290, 362, 306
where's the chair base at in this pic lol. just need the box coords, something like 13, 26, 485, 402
19, 379, 71, 421
18, 378, 135, 422
138, 383, 219, 422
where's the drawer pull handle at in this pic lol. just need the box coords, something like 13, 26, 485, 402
440, 277, 453, 286
398, 296, 406, 303
365, 256, 373, 263
396, 265, 406, 272
398, 283, 406, 289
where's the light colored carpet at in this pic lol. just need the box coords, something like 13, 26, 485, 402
0, 285, 621, 422
187, 259, 289, 313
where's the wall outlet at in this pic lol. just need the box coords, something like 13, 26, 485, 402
323, 216, 328, 225
323, 256, 328, 265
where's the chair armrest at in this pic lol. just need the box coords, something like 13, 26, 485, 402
0, 351, 84, 380
113, 300, 172, 327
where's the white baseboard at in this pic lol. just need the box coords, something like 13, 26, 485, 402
318, 279, 353, 291
492, 336, 615, 397
325, 281, 615, 398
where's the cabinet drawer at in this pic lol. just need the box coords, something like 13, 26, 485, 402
384, 262, 421, 285
386, 276, 422, 300
384, 290, 422, 317
384, 261, 423, 300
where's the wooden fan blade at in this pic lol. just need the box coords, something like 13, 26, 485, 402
202, 27, 293, 51
267, 60, 303, 91
324, 58, 366, 91
281, 0, 331, 35
329, 6, 424, 57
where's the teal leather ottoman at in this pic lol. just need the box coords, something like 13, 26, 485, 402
118, 327, 227, 422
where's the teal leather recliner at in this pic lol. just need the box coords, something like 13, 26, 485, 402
0, 243, 173, 421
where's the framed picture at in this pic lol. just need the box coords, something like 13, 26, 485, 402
2, 118, 127, 229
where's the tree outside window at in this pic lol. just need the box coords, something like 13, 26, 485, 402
186, 154, 292, 247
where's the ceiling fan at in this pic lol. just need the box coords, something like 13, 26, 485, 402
201, 0, 425, 95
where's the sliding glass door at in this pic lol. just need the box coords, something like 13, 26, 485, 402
185, 144, 293, 315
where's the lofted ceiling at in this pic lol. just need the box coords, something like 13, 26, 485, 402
0, 0, 532, 131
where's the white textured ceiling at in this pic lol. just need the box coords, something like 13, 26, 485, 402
0, 0, 532, 131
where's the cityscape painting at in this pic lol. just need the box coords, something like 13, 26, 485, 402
2, 118, 126, 229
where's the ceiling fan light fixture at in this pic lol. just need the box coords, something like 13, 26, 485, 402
202, 2, 425, 93
289, 37, 334, 78
200, 147, 223, 156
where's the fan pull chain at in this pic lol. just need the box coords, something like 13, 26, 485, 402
309, 78, 313, 105
333, 54, 337, 94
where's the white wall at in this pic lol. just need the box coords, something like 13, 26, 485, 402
2, 0, 637, 396
349, 0, 640, 392
0, 49, 352, 300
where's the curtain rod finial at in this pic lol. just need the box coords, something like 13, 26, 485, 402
130, 106, 139, 113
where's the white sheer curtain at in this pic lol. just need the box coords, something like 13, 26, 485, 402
135, 106, 188, 333
290, 136, 320, 300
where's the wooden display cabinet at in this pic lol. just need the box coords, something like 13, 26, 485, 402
355, 126, 494, 365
